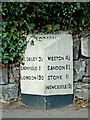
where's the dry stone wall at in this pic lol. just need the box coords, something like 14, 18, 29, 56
0, 63, 20, 103
0, 33, 90, 103
73, 35, 90, 100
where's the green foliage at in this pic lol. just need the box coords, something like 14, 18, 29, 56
2, 2, 90, 64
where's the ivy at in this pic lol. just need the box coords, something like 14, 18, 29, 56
1, 2, 90, 64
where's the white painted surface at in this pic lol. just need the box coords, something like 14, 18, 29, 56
21, 33, 73, 95
45, 34, 73, 95
21, 45, 45, 95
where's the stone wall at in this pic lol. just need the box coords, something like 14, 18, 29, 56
73, 35, 90, 100
0, 63, 20, 103
0, 34, 90, 103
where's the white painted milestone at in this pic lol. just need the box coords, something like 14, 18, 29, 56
20, 32, 73, 95
81, 36, 90, 57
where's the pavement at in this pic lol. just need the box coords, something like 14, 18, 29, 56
0, 100, 90, 119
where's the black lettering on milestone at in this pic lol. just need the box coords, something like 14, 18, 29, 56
43, 37, 46, 39
52, 85, 56, 89
48, 57, 51, 61
48, 76, 50, 80
48, 66, 50, 70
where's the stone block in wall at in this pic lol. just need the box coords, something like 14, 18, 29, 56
0, 65, 8, 85
74, 82, 82, 89
0, 66, 2, 84
73, 60, 86, 81
75, 88, 90, 100
86, 59, 90, 76
0, 83, 19, 101
0, 85, 7, 103
74, 82, 90, 89
82, 76, 90, 83
9, 63, 20, 84
73, 38, 80, 60
74, 81, 90, 100
0, 84, 2, 99
81, 36, 90, 57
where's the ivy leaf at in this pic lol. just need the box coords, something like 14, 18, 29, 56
2, 2, 89, 64
9, 57, 13, 61
3, 32, 8, 38
3, 60, 8, 64
82, 18, 85, 25
30, 40, 34, 45
73, 20, 77, 25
